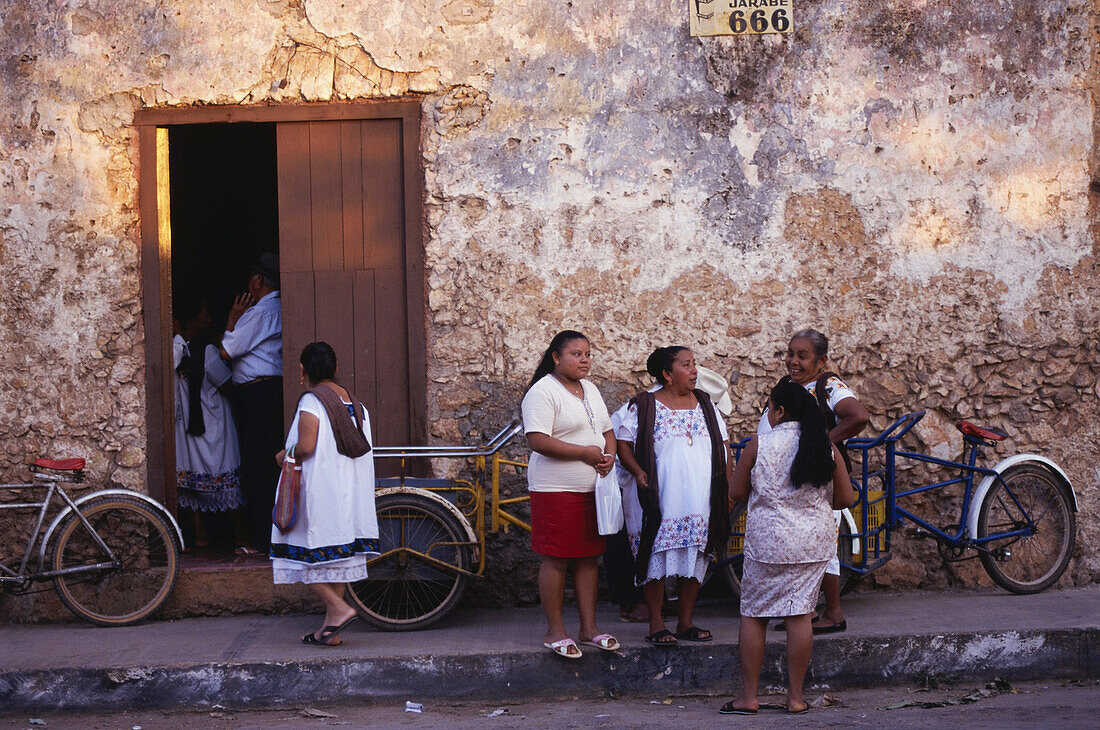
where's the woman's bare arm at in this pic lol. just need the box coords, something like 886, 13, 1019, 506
616, 439, 649, 489
526, 432, 605, 467
830, 442, 855, 509
290, 412, 320, 461
831, 396, 870, 442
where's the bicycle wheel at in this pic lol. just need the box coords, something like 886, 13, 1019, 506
347, 491, 473, 631
51, 496, 180, 626
976, 464, 1075, 594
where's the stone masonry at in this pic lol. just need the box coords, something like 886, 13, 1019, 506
1, 1, 1097, 613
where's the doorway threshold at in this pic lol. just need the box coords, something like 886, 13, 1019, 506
180, 549, 272, 573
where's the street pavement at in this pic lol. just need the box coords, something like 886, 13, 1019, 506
2, 678, 1097, 728
1, 586, 1097, 713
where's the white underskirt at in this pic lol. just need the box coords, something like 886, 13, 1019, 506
272, 555, 368, 585
640, 547, 708, 585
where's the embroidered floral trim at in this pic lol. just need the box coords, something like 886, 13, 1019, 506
630, 514, 709, 554
177, 468, 241, 493
177, 468, 244, 512
653, 402, 708, 443
270, 537, 380, 564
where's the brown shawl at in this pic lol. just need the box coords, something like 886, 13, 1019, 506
631, 389, 730, 583
302, 385, 372, 458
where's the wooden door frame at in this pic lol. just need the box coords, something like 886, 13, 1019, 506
135, 100, 427, 511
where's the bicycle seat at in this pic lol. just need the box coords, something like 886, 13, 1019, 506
33, 457, 86, 471
955, 421, 1006, 441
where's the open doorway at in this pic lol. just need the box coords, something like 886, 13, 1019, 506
169, 122, 280, 557
137, 102, 428, 578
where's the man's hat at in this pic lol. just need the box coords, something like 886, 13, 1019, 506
251, 252, 280, 286
696, 365, 733, 417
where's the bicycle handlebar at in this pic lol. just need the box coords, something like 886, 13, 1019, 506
846, 410, 925, 450
373, 420, 525, 460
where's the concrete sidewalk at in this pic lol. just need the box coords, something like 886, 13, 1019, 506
2, 586, 1098, 713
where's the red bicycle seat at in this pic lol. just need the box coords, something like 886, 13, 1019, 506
956, 421, 1006, 441
33, 457, 86, 471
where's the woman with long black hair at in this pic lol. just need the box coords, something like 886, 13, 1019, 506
521, 330, 619, 659
722, 378, 854, 716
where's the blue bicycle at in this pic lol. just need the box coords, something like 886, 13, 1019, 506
723, 411, 1078, 596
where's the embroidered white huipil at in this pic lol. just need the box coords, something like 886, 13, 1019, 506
612, 398, 728, 583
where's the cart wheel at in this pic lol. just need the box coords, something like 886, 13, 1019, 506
720, 503, 746, 599
51, 496, 180, 626
348, 491, 474, 631
977, 464, 1075, 594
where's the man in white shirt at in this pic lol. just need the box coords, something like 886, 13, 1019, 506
221, 252, 283, 552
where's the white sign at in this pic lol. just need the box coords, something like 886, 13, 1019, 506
689, 0, 794, 37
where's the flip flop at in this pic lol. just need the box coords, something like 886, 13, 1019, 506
644, 629, 678, 647
787, 704, 811, 715
675, 626, 713, 642
619, 612, 648, 623
776, 611, 821, 631
580, 633, 621, 651
718, 700, 757, 715
812, 619, 847, 635
301, 631, 341, 647
304, 615, 359, 647
543, 637, 582, 659
234, 546, 260, 555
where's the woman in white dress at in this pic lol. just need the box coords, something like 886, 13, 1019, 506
614, 347, 731, 647
272, 342, 379, 647
174, 300, 243, 548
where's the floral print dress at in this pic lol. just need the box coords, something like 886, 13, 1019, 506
740, 421, 835, 617
612, 397, 728, 584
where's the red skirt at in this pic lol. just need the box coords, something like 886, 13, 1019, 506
530, 490, 606, 558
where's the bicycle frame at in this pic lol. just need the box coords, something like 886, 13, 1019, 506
731, 409, 1059, 580
0, 475, 121, 582
372, 421, 529, 579
843, 411, 1048, 576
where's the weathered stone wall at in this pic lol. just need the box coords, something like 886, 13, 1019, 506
1, 1, 1097, 614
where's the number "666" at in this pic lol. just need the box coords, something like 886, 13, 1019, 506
729, 8, 790, 33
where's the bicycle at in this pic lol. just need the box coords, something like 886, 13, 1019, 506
1, 458, 183, 626
345, 422, 530, 631
721, 411, 1078, 596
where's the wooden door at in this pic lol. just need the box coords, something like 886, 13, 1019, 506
276, 115, 425, 453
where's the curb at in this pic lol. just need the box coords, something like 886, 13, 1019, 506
2, 627, 1095, 713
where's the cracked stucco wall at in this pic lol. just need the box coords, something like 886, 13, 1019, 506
1, 0, 1097, 613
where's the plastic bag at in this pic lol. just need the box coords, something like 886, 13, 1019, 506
595, 469, 624, 535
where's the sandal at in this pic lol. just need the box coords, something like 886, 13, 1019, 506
675, 626, 712, 642
718, 700, 757, 715
301, 631, 341, 647
787, 703, 811, 715
580, 633, 620, 652
644, 629, 678, 647
543, 637, 582, 659
302, 615, 358, 647
812, 619, 847, 634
